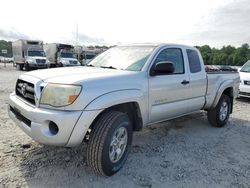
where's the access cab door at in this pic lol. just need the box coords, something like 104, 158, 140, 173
148, 47, 190, 124
184, 48, 207, 112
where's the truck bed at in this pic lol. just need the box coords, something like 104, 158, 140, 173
204, 72, 240, 109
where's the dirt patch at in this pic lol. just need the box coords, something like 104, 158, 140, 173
0, 63, 250, 187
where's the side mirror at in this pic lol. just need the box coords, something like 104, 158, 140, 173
150, 61, 175, 76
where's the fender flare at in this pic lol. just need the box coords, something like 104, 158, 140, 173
211, 80, 234, 109
84, 89, 145, 110
84, 89, 148, 124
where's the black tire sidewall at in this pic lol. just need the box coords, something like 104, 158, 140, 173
101, 113, 133, 176
215, 95, 231, 127
25, 63, 30, 71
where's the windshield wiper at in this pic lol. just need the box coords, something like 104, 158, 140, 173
86, 64, 94, 67
100, 66, 117, 69
240, 70, 249, 72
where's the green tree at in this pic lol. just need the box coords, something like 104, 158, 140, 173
232, 43, 250, 66
0, 40, 12, 57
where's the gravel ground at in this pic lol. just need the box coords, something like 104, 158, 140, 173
0, 63, 250, 188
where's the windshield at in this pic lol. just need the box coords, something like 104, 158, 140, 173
89, 46, 155, 71
85, 54, 96, 59
61, 52, 74, 58
240, 61, 250, 73
28, 50, 45, 57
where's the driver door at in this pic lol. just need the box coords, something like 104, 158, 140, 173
148, 47, 190, 123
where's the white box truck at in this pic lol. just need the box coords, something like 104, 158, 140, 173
74, 46, 97, 65
44, 43, 80, 67
12, 40, 49, 70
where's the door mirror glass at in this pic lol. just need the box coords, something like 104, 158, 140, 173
151, 61, 175, 76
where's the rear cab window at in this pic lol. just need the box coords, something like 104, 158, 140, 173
186, 49, 201, 73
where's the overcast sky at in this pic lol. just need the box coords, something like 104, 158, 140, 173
0, 0, 249, 47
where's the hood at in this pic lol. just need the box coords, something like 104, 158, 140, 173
239, 71, 250, 80
24, 66, 137, 84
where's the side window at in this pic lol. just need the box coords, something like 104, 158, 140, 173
154, 48, 184, 74
187, 49, 201, 73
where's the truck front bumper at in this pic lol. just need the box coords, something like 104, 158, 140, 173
63, 64, 81, 67
239, 83, 250, 98
8, 93, 102, 147
29, 64, 48, 68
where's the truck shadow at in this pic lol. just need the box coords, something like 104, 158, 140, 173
19, 112, 250, 187
236, 97, 250, 104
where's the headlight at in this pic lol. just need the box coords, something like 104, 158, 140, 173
28, 59, 35, 64
61, 60, 69, 64
40, 84, 82, 107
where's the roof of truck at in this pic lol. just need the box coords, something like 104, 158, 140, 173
120, 43, 195, 49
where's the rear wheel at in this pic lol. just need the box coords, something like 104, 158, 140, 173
87, 111, 133, 176
207, 94, 231, 127
16, 64, 24, 71
25, 62, 30, 71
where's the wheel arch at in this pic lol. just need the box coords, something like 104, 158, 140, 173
212, 81, 234, 113
84, 89, 147, 127
89, 102, 143, 133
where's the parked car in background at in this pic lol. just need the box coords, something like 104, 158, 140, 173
4, 57, 14, 63
0, 57, 13, 63
44, 43, 80, 67
238, 60, 250, 98
12, 40, 49, 70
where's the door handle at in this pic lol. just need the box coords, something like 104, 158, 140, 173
181, 80, 190, 85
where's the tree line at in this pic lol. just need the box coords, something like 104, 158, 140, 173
0, 40, 12, 57
196, 43, 250, 66
0, 40, 249, 66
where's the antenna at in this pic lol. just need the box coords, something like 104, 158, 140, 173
76, 23, 80, 62
76, 23, 78, 46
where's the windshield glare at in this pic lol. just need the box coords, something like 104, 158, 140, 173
89, 46, 155, 71
61, 52, 74, 58
240, 61, 250, 72
28, 50, 45, 57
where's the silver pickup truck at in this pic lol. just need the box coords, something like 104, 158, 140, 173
8, 44, 240, 176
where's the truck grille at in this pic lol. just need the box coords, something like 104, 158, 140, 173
69, 60, 78, 64
36, 59, 46, 64
244, 80, 250, 85
16, 79, 35, 105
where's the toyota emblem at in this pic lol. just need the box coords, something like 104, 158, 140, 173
21, 84, 27, 96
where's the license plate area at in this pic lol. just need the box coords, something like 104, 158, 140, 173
10, 106, 31, 127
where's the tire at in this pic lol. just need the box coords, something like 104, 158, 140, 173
25, 63, 30, 71
16, 64, 24, 71
87, 111, 133, 176
49, 64, 55, 68
207, 94, 231, 127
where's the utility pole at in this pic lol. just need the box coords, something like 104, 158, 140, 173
76, 23, 80, 62
1, 49, 7, 67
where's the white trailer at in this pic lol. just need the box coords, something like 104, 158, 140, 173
44, 43, 80, 67
12, 40, 49, 70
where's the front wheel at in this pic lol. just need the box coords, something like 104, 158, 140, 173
207, 94, 231, 127
25, 63, 30, 71
87, 111, 133, 176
